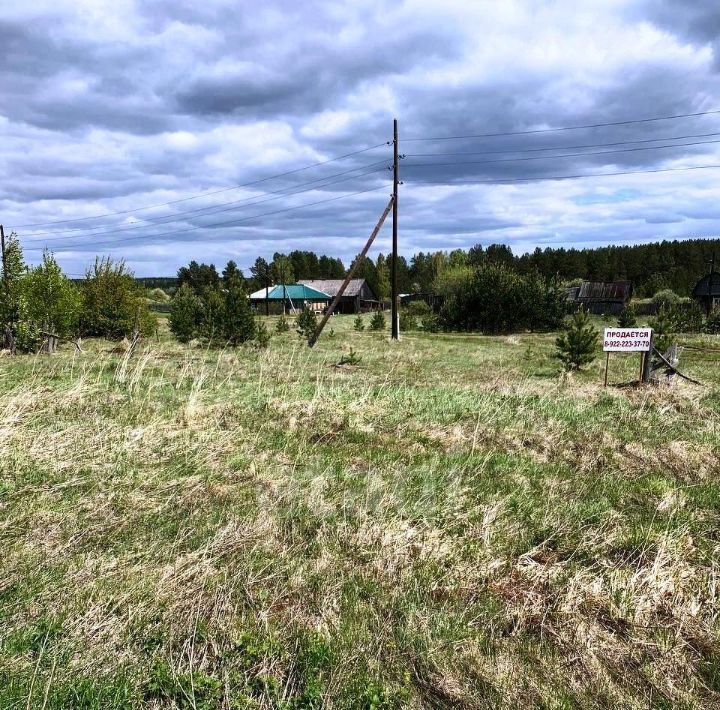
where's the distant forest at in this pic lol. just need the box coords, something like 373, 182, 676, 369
138, 237, 720, 299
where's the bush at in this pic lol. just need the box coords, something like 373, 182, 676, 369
617, 306, 637, 328
296, 307, 317, 342
649, 306, 675, 353
421, 312, 440, 332
369, 311, 386, 331
399, 310, 417, 331
353, 315, 365, 332
338, 347, 361, 365
275, 315, 290, 333
555, 309, 598, 371
81, 258, 156, 340
437, 264, 566, 334
651, 289, 681, 308
704, 309, 720, 334
404, 300, 431, 318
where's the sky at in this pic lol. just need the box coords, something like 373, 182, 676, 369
1, 0, 720, 276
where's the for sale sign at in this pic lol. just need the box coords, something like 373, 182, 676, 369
603, 328, 653, 352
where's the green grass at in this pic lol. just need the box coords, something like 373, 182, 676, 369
1, 315, 719, 708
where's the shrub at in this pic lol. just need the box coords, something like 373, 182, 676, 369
651, 289, 681, 308
399, 310, 417, 331
369, 311, 386, 331
704, 309, 720, 334
404, 300, 431, 318
617, 306, 637, 327
169, 284, 201, 343
555, 309, 598, 371
437, 264, 565, 334
148, 287, 170, 303
353, 315, 365, 332
81, 258, 156, 339
275, 315, 290, 333
296, 307, 317, 342
421, 312, 440, 332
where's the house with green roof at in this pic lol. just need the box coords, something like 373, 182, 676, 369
248, 283, 331, 314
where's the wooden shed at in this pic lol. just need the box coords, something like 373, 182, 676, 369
569, 281, 633, 315
691, 271, 720, 314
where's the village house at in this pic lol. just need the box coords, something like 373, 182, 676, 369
248, 283, 330, 314
298, 279, 380, 314
567, 280, 633, 315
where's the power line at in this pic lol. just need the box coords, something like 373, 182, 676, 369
402, 137, 720, 169
23, 184, 390, 252
404, 131, 720, 157
403, 163, 720, 186
403, 108, 720, 142
20, 161, 388, 241
11, 142, 389, 228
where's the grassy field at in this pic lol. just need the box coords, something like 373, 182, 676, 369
1, 315, 719, 709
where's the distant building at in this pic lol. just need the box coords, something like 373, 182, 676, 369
248, 283, 330, 314
568, 281, 633, 315
691, 271, 720, 314
298, 279, 380, 314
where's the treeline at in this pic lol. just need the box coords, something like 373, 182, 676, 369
149, 238, 720, 300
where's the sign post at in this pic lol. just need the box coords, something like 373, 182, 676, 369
602, 327, 653, 385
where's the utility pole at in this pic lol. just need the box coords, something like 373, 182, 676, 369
0, 225, 6, 285
391, 118, 399, 340
708, 252, 716, 317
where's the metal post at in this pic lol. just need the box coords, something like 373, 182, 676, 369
642, 334, 654, 383
604, 352, 610, 387
391, 119, 399, 340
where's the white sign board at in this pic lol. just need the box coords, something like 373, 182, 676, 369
603, 328, 653, 352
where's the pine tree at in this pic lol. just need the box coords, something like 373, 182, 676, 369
369, 310, 386, 332
222, 273, 255, 345
353, 315, 365, 331
169, 283, 201, 343
617, 306, 637, 328
555, 309, 598, 371
295, 307, 317, 342
275, 315, 290, 333
254, 321, 270, 348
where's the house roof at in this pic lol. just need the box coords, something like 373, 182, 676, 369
298, 279, 368, 298
692, 271, 720, 298
575, 281, 633, 302
248, 283, 331, 300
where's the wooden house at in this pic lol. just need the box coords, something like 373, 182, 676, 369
298, 279, 380, 314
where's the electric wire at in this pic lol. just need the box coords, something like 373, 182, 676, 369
11, 142, 390, 228
23, 184, 390, 252
20, 161, 388, 240
403, 108, 720, 142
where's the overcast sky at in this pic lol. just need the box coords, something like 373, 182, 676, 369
2, 0, 720, 276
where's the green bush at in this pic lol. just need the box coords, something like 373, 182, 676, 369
275, 314, 290, 333
404, 300, 431, 318
369, 311, 386, 331
555, 309, 598, 371
222, 273, 256, 345
81, 258, 156, 340
651, 289, 681, 308
704, 309, 720, 334
437, 264, 566, 334
353, 315, 365, 332
296, 307, 317, 342
399, 310, 417, 331
421, 312, 440, 332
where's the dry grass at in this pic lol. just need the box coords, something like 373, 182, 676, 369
0, 316, 719, 708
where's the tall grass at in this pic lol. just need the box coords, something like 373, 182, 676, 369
0, 317, 719, 708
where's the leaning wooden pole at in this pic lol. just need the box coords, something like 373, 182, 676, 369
308, 196, 394, 347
